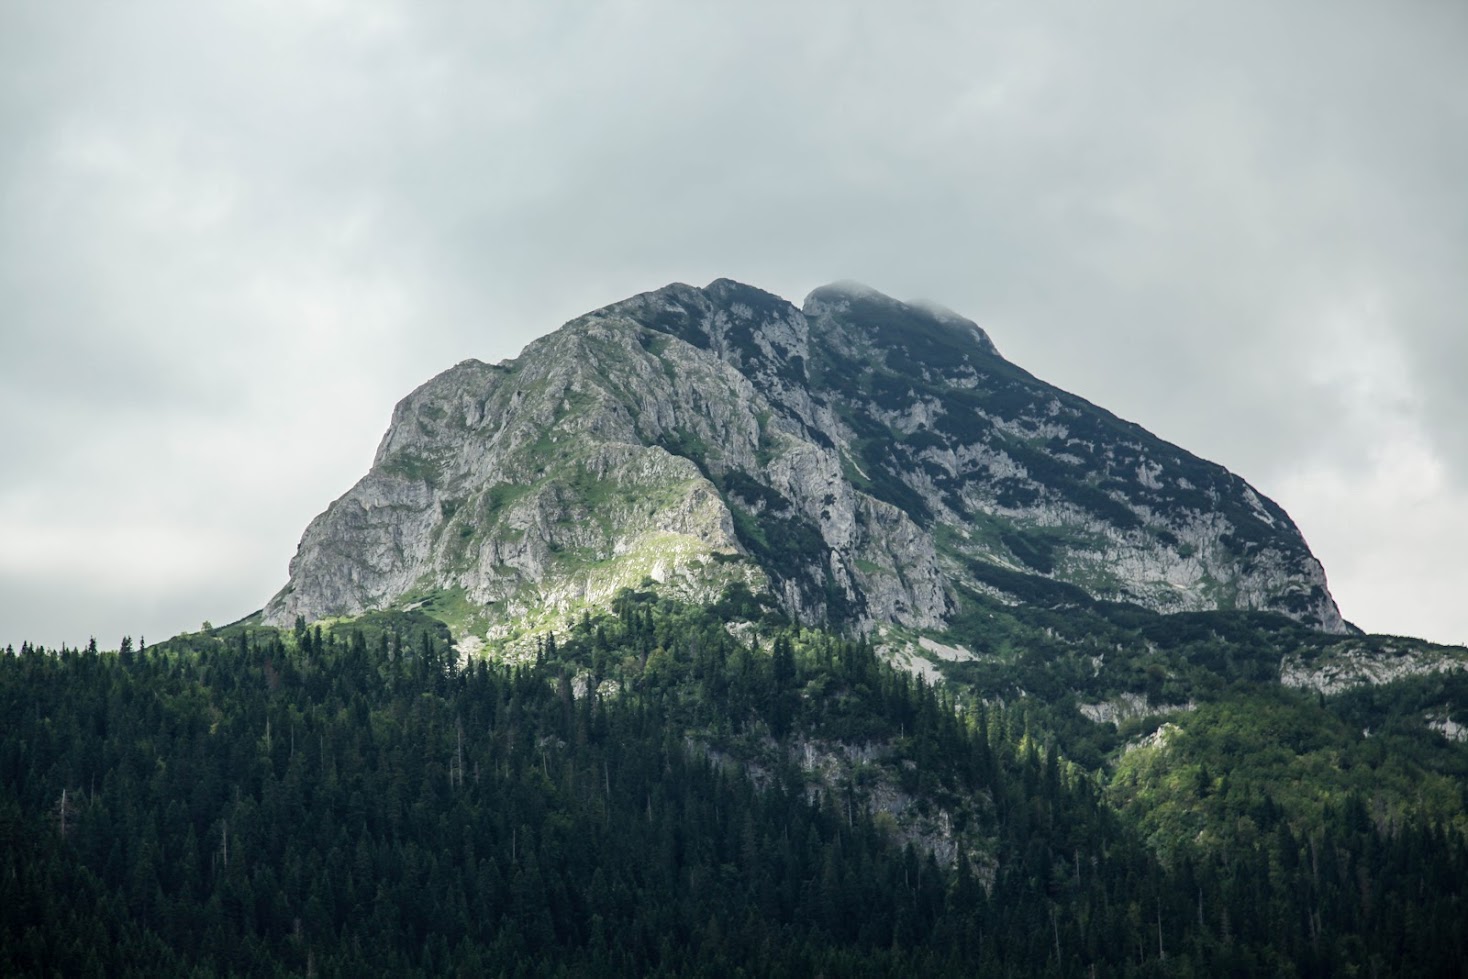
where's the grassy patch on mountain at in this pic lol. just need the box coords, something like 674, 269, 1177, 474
379, 450, 442, 487
1108, 684, 1468, 863
387, 584, 493, 640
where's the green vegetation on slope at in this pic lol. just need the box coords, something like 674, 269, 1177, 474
4, 597, 1467, 976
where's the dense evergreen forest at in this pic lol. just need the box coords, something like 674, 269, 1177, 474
3, 594, 1467, 976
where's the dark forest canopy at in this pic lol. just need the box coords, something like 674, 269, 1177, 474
3, 597, 1467, 977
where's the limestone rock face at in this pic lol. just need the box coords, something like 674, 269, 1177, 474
263, 278, 1347, 637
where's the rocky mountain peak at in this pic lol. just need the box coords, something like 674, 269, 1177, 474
262, 278, 1347, 640
803, 281, 1000, 360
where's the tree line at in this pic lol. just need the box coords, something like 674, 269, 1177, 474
2, 595, 1465, 975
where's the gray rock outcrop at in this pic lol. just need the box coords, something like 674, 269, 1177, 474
263, 278, 1347, 639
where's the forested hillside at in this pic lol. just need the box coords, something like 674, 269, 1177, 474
4, 594, 1466, 976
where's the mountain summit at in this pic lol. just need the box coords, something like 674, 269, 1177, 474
262, 279, 1346, 639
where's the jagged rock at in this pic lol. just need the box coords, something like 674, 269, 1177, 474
263, 278, 1347, 639
1279, 640, 1468, 695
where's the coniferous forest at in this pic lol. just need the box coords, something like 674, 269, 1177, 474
4, 594, 1467, 976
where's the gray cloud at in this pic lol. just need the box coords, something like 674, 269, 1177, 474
3, 0, 1465, 646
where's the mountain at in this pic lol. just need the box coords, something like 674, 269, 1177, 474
262, 278, 1344, 641
9, 281, 1468, 977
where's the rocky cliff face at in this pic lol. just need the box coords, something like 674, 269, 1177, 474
262, 279, 1347, 638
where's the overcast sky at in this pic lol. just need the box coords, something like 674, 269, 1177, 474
3, 0, 1465, 649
